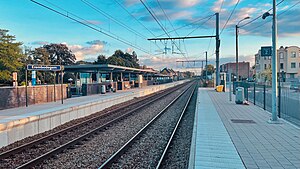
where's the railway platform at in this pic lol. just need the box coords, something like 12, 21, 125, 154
189, 88, 300, 169
0, 80, 188, 148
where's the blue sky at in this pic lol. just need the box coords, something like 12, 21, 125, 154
0, 0, 299, 70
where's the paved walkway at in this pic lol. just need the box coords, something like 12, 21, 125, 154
190, 88, 245, 169
191, 88, 300, 169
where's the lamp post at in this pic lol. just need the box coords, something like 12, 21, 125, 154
235, 17, 250, 81
262, 0, 279, 122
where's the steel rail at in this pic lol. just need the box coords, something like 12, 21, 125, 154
11, 82, 191, 169
99, 82, 195, 169
155, 84, 196, 169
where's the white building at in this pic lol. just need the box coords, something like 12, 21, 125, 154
255, 46, 300, 82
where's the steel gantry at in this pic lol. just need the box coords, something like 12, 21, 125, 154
148, 13, 220, 86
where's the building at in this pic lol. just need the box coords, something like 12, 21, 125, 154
220, 62, 250, 80
255, 46, 300, 82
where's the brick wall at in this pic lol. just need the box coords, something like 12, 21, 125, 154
0, 84, 67, 110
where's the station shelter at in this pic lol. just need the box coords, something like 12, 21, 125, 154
64, 64, 172, 95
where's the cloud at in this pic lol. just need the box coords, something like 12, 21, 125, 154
125, 0, 201, 8
126, 47, 134, 53
178, 0, 201, 8
31, 41, 49, 45
86, 40, 108, 45
64, 40, 108, 61
139, 55, 200, 69
241, 8, 300, 37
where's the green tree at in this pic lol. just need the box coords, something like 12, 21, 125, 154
42, 43, 76, 65
30, 47, 55, 84
106, 50, 139, 68
0, 29, 25, 84
201, 64, 215, 77
94, 54, 107, 64
259, 67, 272, 82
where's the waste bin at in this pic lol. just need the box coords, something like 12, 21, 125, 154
235, 87, 244, 104
101, 85, 106, 94
216, 85, 224, 92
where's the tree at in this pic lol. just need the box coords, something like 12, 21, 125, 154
42, 43, 76, 65
37, 44, 76, 83
95, 54, 107, 64
76, 60, 92, 64
30, 47, 55, 84
0, 29, 25, 84
259, 67, 272, 83
201, 64, 215, 77
106, 50, 139, 68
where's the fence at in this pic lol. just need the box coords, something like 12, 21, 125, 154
236, 82, 300, 126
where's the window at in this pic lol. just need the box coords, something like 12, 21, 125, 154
290, 74, 295, 78
279, 52, 284, 59
280, 63, 284, 69
291, 62, 296, 68
291, 52, 296, 58
264, 64, 267, 69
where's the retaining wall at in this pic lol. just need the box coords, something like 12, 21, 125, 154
0, 80, 189, 148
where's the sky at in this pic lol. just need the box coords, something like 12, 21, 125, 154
0, 0, 300, 72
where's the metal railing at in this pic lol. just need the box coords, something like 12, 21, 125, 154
235, 82, 300, 126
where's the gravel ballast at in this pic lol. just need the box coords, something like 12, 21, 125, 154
34, 84, 192, 169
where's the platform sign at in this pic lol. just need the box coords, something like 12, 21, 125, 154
27, 64, 62, 71
32, 70, 36, 86
261, 46, 272, 56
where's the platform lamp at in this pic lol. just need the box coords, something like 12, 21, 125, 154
235, 16, 250, 81
262, 0, 279, 122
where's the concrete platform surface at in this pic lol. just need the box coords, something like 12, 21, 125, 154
189, 88, 245, 169
190, 88, 300, 169
0, 80, 188, 148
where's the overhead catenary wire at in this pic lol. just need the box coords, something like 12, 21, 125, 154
156, 0, 192, 58
81, 0, 148, 39
185, 14, 215, 37
156, 0, 180, 37
31, 0, 151, 54
139, 0, 189, 63
220, 0, 240, 35
244, 0, 300, 34
156, 14, 215, 37
239, 0, 285, 28
206, 0, 224, 58
112, 0, 157, 38
81, 0, 163, 52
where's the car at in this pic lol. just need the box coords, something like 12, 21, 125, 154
290, 83, 300, 91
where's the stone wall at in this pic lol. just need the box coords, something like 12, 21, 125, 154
0, 85, 67, 110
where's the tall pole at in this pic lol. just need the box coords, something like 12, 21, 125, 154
215, 13, 220, 86
61, 70, 63, 104
271, 0, 278, 121
205, 51, 208, 82
25, 69, 28, 107
235, 25, 239, 80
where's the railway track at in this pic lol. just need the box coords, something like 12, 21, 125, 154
0, 81, 192, 169
99, 82, 196, 169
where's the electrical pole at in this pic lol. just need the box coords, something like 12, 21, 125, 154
215, 13, 220, 86
271, 0, 278, 121
235, 25, 239, 80
205, 51, 208, 82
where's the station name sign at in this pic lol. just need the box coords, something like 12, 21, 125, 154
261, 46, 272, 57
27, 64, 63, 71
